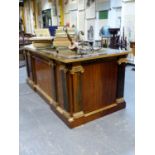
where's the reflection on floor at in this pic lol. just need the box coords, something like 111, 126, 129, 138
19, 65, 135, 155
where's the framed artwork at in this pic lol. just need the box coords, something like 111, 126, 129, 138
78, 11, 85, 32
86, 0, 95, 19
99, 10, 108, 19
78, 0, 85, 11
69, 0, 78, 11
64, 2, 70, 13
111, 0, 122, 8
96, 0, 110, 12
86, 0, 95, 7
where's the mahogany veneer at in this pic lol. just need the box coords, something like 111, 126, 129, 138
25, 46, 128, 128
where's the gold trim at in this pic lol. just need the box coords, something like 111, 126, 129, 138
27, 52, 30, 56
116, 98, 125, 104
35, 85, 58, 107
59, 65, 68, 73
56, 106, 64, 114
84, 103, 117, 117
35, 84, 73, 119
25, 46, 130, 64
49, 61, 55, 67
73, 111, 84, 118
118, 58, 128, 65
56, 107, 70, 118
27, 78, 125, 124
27, 78, 75, 121
70, 66, 84, 74
68, 117, 74, 122
27, 78, 35, 88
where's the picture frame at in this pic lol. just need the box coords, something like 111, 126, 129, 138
78, 0, 85, 11
85, 0, 96, 19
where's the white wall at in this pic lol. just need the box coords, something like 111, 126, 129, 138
23, 0, 134, 41
108, 0, 121, 28
110, 0, 121, 8
24, 0, 35, 33
64, 0, 135, 41
95, 12, 109, 40
40, 0, 51, 10
108, 8, 121, 28
24, 0, 59, 32
121, 2, 135, 41
37, 0, 135, 41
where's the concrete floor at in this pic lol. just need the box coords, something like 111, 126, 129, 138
19, 65, 135, 155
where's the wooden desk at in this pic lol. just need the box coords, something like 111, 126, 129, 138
130, 41, 135, 56
25, 45, 129, 128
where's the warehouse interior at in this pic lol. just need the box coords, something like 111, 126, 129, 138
19, 0, 135, 155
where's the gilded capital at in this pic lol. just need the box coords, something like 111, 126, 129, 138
117, 58, 128, 65
70, 66, 84, 74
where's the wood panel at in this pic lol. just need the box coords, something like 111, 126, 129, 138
34, 57, 53, 98
61, 69, 69, 111
81, 60, 118, 113
55, 65, 70, 112
25, 49, 127, 128
72, 72, 83, 112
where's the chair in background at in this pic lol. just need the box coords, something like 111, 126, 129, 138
19, 31, 35, 68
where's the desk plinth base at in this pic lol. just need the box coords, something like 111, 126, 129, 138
27, 79, 126, 128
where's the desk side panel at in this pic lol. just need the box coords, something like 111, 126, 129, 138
81, 60, 118, 113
